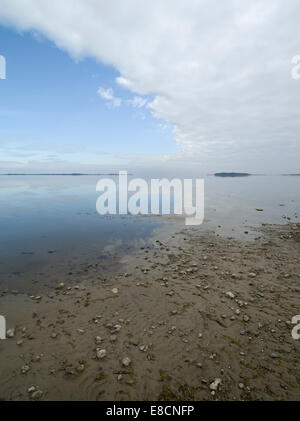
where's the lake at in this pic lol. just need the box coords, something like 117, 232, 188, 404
0, 174, 299, 292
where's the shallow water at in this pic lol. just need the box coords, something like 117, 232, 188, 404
0, 174, 299, 291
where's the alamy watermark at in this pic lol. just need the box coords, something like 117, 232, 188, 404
291, 55, 300, 80
0, 55, 6, 80
96, 171, 204, 225
0, 315, 6, 339
292, 315, 300, 340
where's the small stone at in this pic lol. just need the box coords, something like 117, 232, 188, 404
196, 363, 202, 368
210, 378, 221, 391
77, 329, 85, 334
226, 291, 235, 299
270, 352, 277, 359
65, 367, 76, 375
239, 383, 245, 389
96, 349, 107, 359
6, 328, 15, 338
31, 390, 43, 399
77, 364, 85, 372
111, 288, 118, 294
122, 357, 131, 367
21, 365, 30, 374
248, 272, 257, 278
243, 315, 250, 322
94, 336, 102, 345
56, 282, 65, 289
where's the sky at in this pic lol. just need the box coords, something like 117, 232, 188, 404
0, 0, 299, 174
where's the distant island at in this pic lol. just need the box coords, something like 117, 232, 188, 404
214, 172, 251, 177
281, 174, 300, 176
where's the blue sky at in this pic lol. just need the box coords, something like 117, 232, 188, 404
0, 25, 176, 173
0, 1, 299, 173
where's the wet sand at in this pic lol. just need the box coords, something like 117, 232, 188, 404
0, 221, 300, 401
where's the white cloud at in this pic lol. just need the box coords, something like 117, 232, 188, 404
126, 96, 147, 108
0, 0, 299, 171
97, 87, 121, 107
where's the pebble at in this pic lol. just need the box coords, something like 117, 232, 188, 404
111, 288, 119, 294
248, 272, 257, 278
226, 291, 235, 299
21, 365, 30, 374
31, 390, 43, 400
210, 378, 221, 391
122, 357, 132, 367
96, 349, 107, 359
6, 328, 15, 338
95, 336, 102, 345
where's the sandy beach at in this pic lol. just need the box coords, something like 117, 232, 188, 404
0, 220, 299, 401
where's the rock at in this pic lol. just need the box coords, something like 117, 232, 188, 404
243, 315, 250, 322
226, 291, 235, 299
248, 272, 257, 278
239, 383, 245, 389
65, 367, 76, 375
56, 282, 65, 289
270, 352, 277, 359
110, 334, 117, 342
256, 208, 263, 212
77, 364, 85, 373
21, 365, 30, 374
196, 363, 202, 368
6, 328, 15, 338
77, 329, 85, 334
122, 357, 131, 367
210, 378, 221, 391
31, 390, 43, 400
28, 386, 36, 393
111, 288, 119, 294
94, 336, 102, 345
96, 349, 107, 359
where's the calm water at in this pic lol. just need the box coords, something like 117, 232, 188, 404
0, 174, 299, 292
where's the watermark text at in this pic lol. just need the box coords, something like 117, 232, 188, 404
96, 171, 204, 226
291, 55, 300, 80
0, 55, 6, 80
